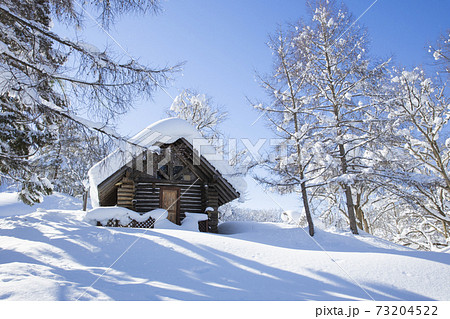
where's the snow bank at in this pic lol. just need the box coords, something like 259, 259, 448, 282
0, 192, 82, 217
84, 206, 208, 232
281, 210, 305, 225
88, 118, 246, 207
180, 212, 208, 231
84, 206, 168, 226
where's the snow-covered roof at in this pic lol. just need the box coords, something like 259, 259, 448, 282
88, 118, 246, 207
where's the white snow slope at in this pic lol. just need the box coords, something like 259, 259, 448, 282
0, 192, 449, 301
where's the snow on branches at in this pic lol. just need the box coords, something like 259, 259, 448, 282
387, 68, 450, 228
0, 0, 178, 203
168, 89, 227, 141
255, 0, 389, 236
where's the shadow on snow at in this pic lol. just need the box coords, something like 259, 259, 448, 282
0, 214, 437, 301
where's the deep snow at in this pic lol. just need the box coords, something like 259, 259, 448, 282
0, 192, 449, 301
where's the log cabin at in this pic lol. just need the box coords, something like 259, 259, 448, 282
88, 118, 242, 233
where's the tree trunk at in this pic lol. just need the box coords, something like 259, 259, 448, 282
355, 192, 370, 233
283, 58, 314, 236
355, 205, 370, 234
300, 171, 314, 236
362, 215, 370, 234
323, 36, 359, 235
344, 186, 358, 234
338, 143, 359, 234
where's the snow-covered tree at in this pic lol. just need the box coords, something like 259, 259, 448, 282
294, 0, 391, 234
0, 0, 178, 203
35, 121, 113, 197
256, 0, 389, 235
168, 88, 250, 170
384, 68, 450, 247
168, 89, 227, 141
219, 205, 283, 223
254, 29, 317, 236
429, 30, 450, 77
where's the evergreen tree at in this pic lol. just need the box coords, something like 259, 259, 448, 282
0, 0, 178, 203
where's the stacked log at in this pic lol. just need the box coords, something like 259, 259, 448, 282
116, 176, 135, 210
207, 186, 219, 233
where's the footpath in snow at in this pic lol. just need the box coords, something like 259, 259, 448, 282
0, 192, 449, 301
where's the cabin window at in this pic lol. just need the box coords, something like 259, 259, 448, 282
174, 165, 183, 176
157, 164, 187, 180
157, 164, 168, 179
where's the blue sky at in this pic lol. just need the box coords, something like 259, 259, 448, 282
68, 0, 450, 210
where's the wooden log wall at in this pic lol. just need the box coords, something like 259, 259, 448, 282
134, 182, 204, 221
134, 182, 159, 213
116, 177, 135, 210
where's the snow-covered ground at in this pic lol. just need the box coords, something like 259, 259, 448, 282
0, 192, 449, 301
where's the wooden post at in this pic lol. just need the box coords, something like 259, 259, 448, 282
208, 210, 219, 233
82, 189, 88, 211
207, 183, 219, 233
201, 183, 209, 212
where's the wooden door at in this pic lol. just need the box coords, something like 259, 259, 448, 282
160, 187, 180, 225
